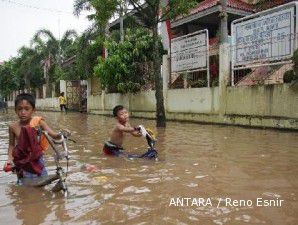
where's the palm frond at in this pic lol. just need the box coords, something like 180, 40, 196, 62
74, 0, 92, 16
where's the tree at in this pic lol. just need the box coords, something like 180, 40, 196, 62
0, 29, 80, 98
16, 46, 44, 91
283, 48, 298, 88
0, 46, 44, 98
74, 0, 197, 127
31, 29, 78, 96
32, 29, 78, 63
0, 60, 20, 97
94, 28, 158, 93
75, 26, 105, 79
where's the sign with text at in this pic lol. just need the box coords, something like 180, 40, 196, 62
232, 4, 296, 66
171, 30, 208, 73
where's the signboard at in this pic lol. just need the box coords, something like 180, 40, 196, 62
232, 4, 296, 66
171, 30, 208, 73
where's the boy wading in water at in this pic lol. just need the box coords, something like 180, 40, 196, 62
5, 93, 63, 180
103, 105, 142, 156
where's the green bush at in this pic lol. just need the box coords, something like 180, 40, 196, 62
289, 49, 298, 86
283, 70, 295, 83
94, 28, 163, 93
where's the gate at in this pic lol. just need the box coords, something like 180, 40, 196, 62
66, 81, 87, 111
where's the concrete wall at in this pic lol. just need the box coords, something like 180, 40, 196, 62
86, 84, 297, 130
104, 93, 130, 111
166, 88, 219, 113
88, 95, 104, 111
8, 84, 298, 130
7, 97, 60, 111
36, 98, 60, 111
88, 88, 219, 115
225, 84, 298, 119
130, 91, 156, 112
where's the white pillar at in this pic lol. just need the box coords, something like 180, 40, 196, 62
51, 83, 55, 98
218, 43, 230, 116
35, 88, 40, 99
87, 78, 92, 97
59, 80, 66, 94
42, 84, 46, 99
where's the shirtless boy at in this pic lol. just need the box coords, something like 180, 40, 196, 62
103, 105, 142, 155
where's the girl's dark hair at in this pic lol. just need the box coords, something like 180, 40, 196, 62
113, 105, 124, 117
15, 93, 36, 109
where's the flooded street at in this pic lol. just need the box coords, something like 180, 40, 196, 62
0, 110, 297, 225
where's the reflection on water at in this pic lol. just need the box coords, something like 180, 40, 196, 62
0, 110, 297, 224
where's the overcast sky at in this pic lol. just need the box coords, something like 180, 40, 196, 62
0, 0, 91, 61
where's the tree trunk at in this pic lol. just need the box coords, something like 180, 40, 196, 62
152, 25, 166, 127
44, 64, 51, 98
45, 76, 51, 98
24, 73, 31, 92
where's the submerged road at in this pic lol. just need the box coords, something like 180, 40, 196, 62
0, 111, 297, 225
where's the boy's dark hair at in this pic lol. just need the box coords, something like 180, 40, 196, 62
15, 93, 36, 109
60, 92, 64, 96
113, 105, 124, 117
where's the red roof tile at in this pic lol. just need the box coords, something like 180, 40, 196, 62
189, 0, 254, 15
227, 0, 254, 12
256, 0, 294, 11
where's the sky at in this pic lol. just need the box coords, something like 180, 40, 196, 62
0, 0, 91, 61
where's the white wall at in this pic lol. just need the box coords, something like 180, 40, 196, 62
166, 87, 219, 113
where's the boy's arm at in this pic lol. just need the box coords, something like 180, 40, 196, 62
7, 125, 15, 163
116, 124, 142, 137
131, 131, 142, 137
39, 120, 61, 139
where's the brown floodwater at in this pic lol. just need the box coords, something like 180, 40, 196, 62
0, 110, 297, 225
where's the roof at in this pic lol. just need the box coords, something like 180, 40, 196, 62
189, 0, 255, 15
61, 55, 76, 68
172, 0, 254, 26
255, 0, 294, 11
